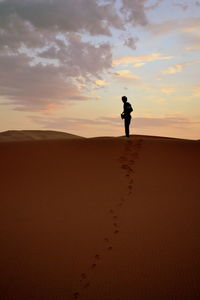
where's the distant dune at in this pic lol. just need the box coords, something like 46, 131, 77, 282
0, 132, 199, 299
0, 130, 83, 142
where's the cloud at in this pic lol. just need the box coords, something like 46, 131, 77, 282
114, 70, 140, 81
0, 0, 151, 49
0, 52, 94, 111
133, 117, 200, 128
145, 0, 164, 10
185, 44, 200, 50
148, 18, 200, 37
192, 86, 200, 97
173, 2, 189, 11
0, 0, 153, 111
29, 115, 200, 131
160, 87, 176, 94
161, 61, 200, 75
95, 79, 109, 87
113, 53, 173, 67
150, 98, 166, 103
120, 0, 149, 26
134, 63, 146, 67
28, 115, 122, 132
0, 30, 113, 111
124, 36, 139, 50
120, 0, 164, 26
162, 64, 184, 74
0, 0, 124, 37
182, 27, 200, 51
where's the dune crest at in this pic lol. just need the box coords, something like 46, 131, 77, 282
0, 130, 84, 142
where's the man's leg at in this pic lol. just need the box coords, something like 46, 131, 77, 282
125, 118, 131, 137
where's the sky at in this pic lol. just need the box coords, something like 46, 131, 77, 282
0, 0, 200, 139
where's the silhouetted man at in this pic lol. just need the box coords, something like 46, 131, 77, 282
121, 96, 133, 137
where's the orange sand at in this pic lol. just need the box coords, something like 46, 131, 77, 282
0, 131, 199, 299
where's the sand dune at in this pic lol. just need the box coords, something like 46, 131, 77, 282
0, 132, 199, 299
0, 130, 83, 142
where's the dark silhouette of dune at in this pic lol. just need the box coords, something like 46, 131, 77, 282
0, 130, 84, 142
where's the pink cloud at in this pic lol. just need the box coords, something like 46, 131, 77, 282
0, 0, 158, 112
28, 115, 200, 131
0, 53, 93, 111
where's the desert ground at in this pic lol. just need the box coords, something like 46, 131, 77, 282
0, 130, 199, 299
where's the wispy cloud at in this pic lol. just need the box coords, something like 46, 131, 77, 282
150, 98, 166, 103
145, 0, 164, 10
173, 2, 189, 11
162, 64, 184, 74
95, 80, 109, 87
114, 70, 140, 81
148, 18, 200, 37
192, 86, 200, 97
160, 87, 176, 94
113, 53, 173, 67
28, 115, 121, 131
161, 61, 200, 75
185, 44, 200, 51
134, 117, 200, 128
29, 115, 200, 131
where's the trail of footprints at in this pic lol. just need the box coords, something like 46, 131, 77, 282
73, 139, 143, 299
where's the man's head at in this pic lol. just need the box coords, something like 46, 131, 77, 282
122, 96, 127, 103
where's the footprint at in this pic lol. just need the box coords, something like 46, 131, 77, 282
121, 164, 128, 170
80, 273, 87, 281
94, 254, 100, 260
91, 263, 97, 270
73, 292, 80, 299
83, 282, 90, 289
127, 166, 134, 173
129, 159, 135, 165
73, 139, 141, 299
